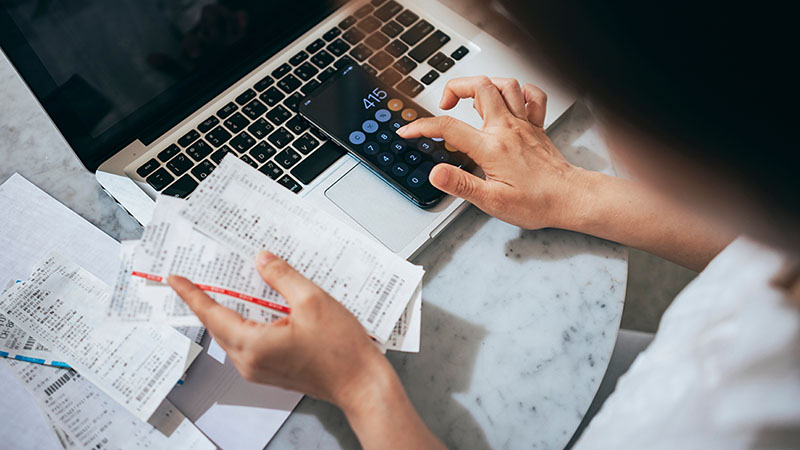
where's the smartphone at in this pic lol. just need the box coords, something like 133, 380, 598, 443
299, 64, 472, 208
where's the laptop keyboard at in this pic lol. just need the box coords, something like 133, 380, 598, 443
137, 0, 471, 199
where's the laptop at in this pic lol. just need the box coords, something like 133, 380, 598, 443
0, 0, 574, 259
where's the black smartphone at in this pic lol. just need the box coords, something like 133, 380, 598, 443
298, 64, 472, 208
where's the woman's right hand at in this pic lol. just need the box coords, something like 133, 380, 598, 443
397, 76, 588, 230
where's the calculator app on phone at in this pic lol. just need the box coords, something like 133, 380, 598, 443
299, 64, 472, 208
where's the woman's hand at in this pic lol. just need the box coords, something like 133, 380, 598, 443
167, 251, 388, 411
397, 76, 587, 230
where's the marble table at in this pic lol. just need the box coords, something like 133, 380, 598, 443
0, 45, 627, 449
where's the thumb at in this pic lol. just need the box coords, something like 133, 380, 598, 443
429, 164, 492, 207
255, 251, 318, 308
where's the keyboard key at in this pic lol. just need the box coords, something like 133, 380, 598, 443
339, 15, 357, 29
235, 89, 256, 105
335, 55, 356, 69
421, 69, 440, 85
385, 39, 409, 57
301, 80, 320, 95
167, 153, 193, 176
242, 99, 268, 119
259, 161, 283, 180
379, 67, 403, 86
408, 30, 450, 62
217, 102, 237, 119
178, 129, 200, 147
400, 20, 434, 46
275, 148, 302, 168
240, 154, 259, 168
350, 43, 374, 61
451, 45, 469, 60
397, 77, 424, 98
322, 27, 341, 42
306, 38, 326, 54
311, 50, 335, 69
327, 38, 350, 57
272, 63, 292, 79
210, 145, 234, 164
223, 112, 250, 133
230, 131, 256, 153
163, 174, 198, 198
294, 61, 319, 81
310, 126, 329, 141
370, 0, 387, 5
146, 168, 174, 191
278, 74, 302, 93
381, 21, 403, 38
266, 105, 292, 125
357, 16, 382, 33
362, 64, 378, 76
259, 86, 285, 107
343, 27, 366, 45
268, 127, 294, 148
286, 115, 310, 135
136, 158, 159, 177
249, 141, 276, 163
206, 125, 232, 147
393, 56, 417, 74
191, 160, 215, 180
365, 31, 390, 49
289, 50, 308, 66
292, 132, 319, 154
374, 1, 402, 21
247, 117, 275, 139
284, 92, 305, 112
318, 66, 337, 82
278, 175, 303, 193
158, 144, 180, 162
197, 116, 220, 133
253, 75, 274, 92
435, 56, 455, 72
429, 52, 447, 68
396, 10, 419, 26
291, 141, 344, 184
354, 4, 374, 18
186, 139, 212, 161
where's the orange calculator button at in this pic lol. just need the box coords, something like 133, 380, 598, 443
444, 141, 458, 152
401, 108, 418, 121
387, 98, 404, 111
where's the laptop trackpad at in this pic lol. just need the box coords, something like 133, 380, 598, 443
325, 164, 449, 252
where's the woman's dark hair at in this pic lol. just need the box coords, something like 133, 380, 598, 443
498, 1, 796, 218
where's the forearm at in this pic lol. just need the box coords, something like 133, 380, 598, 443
558, 169, 734, 271
338, 356, 445, 450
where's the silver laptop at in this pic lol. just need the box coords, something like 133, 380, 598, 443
0, 0, 573, 259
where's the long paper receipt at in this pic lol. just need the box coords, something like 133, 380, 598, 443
0, 252, 201, 421
145, 156, 423, 343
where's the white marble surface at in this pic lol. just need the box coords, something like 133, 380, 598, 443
0, 42, 627, 450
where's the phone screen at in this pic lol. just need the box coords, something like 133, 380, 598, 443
299, 64, 471, 208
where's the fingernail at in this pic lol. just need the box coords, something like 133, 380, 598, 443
431, 166, 449, 186
396, 125, 408, 136
257, 251, 275, 267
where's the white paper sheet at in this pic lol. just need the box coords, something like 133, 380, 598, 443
0, 252, 201, 421
178, 155, 424, 343
5, 359, 215, 450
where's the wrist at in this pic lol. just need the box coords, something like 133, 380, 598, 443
334, 347, 401, 418
552, 167, 604, 232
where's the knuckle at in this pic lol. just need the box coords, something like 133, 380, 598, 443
454, 173, 475, 198
476, 75, 492, 87
439, 115, 458, 131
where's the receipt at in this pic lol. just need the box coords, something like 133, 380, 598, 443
382, 283, 422, 353
179, 155, 424, 342
0, 253, 201, 421
5, 359, 215, 450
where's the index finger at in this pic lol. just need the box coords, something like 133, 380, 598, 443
396, 116, 487, 161
168, 275, 252, 349
439, 76, 512, 123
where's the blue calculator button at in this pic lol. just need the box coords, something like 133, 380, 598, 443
417, 139, 434, 153
389, 140, 406, 153
376, 152, 394, 166
404, 151, 422, 165
375, 109, 391, 123
349, 131, 366, 145
392, 163, 409, 177
362, 120, 379, 133
363, 141, 380, 155
376, 130, 392, 143
407, 173, 424, 188
433, 150, 449, 163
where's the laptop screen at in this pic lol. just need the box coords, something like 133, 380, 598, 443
0, 0, 340, 171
